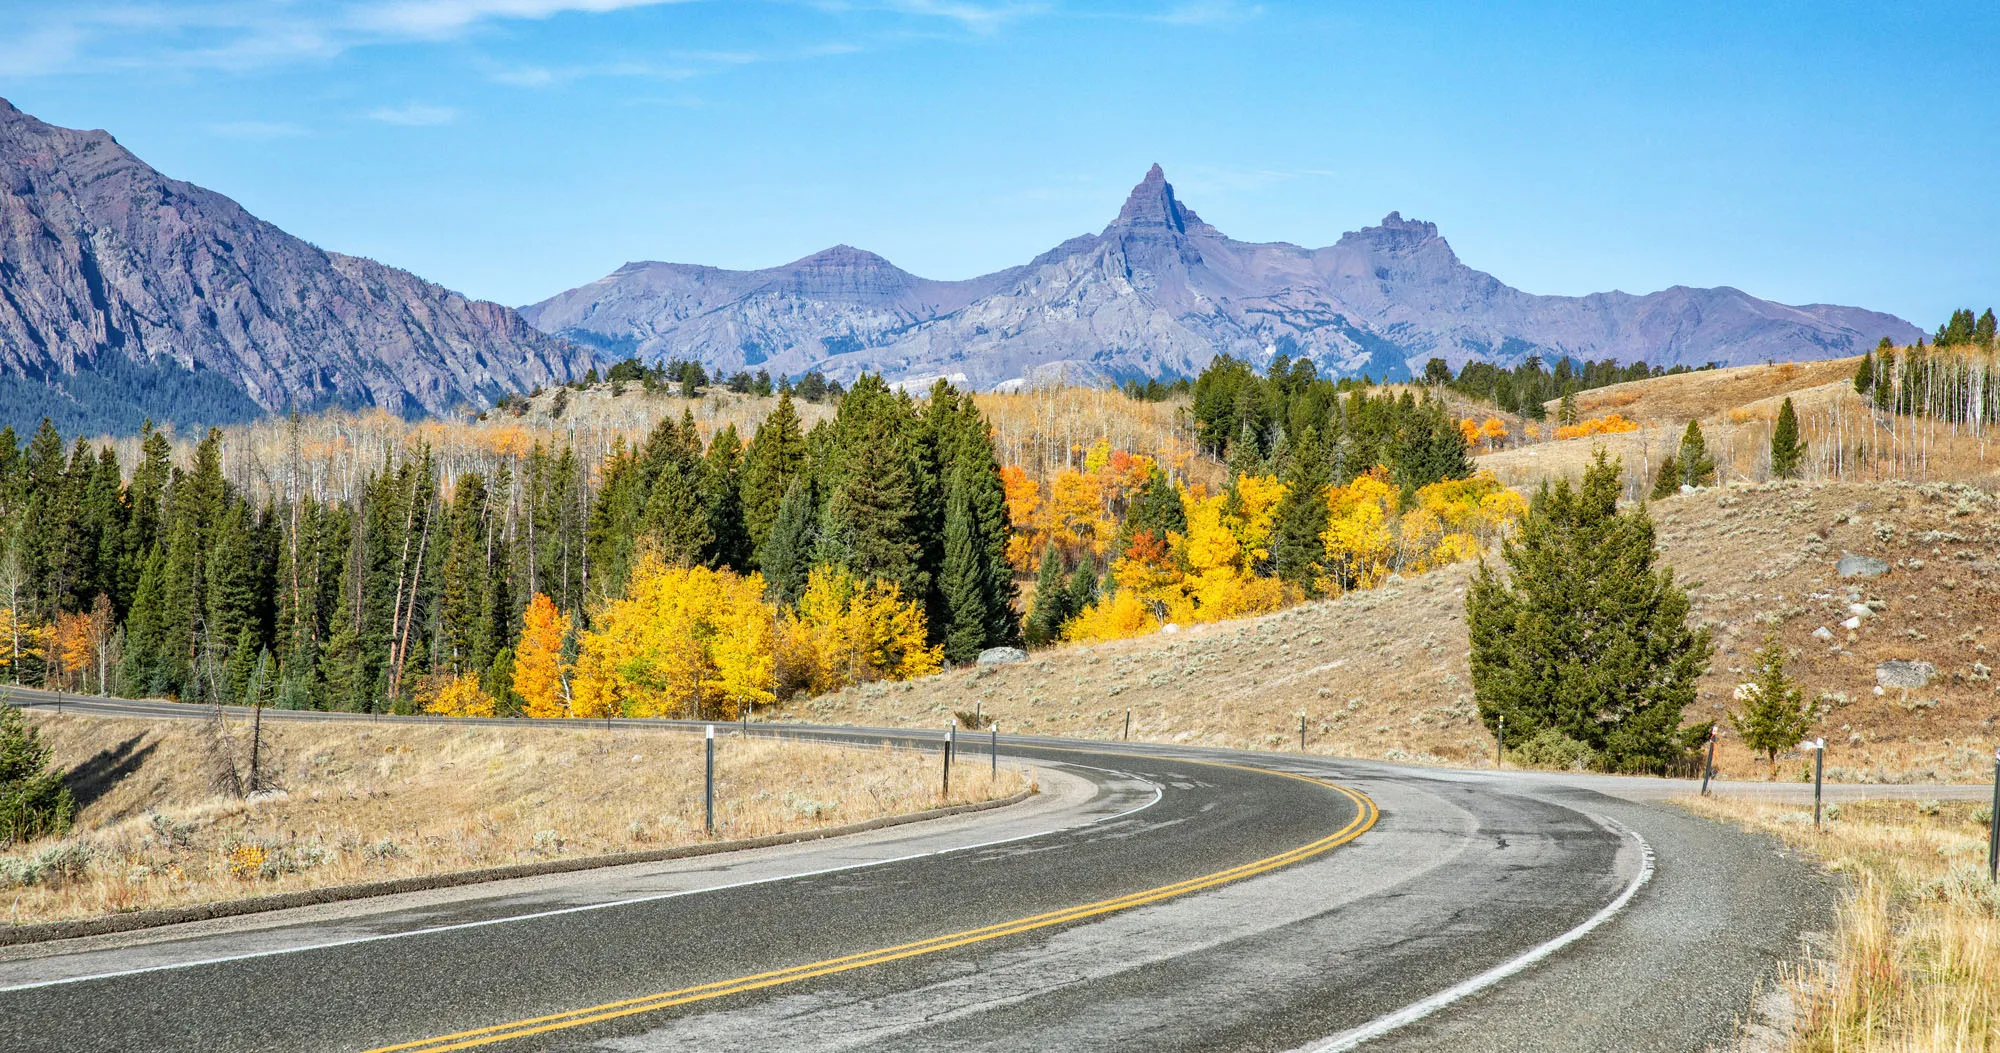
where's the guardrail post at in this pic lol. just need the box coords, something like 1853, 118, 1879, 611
1813, 737, 1825, 829
1700, 725, 1718, 796
991, 723, 998, 781
1495, 714, 1504, 768
1299, 712, 1306, 751
943, 724, 954, 798
704, 724, 715, 836
1123, 708, 1131, 741
1988, 746, 1999, 883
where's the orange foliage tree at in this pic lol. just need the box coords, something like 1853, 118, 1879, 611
513, 593, 574, 718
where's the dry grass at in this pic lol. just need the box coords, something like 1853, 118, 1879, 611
1681, 795, 2000, 1051
0, 713, 1024, 925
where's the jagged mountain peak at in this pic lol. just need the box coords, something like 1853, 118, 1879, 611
1107, 164, 1218, 237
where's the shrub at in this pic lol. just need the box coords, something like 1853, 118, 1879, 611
1508, 728, 1599, 771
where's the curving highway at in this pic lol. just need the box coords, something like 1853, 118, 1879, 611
0, 690, 1838, 1052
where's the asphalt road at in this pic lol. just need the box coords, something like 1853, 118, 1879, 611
0, 689, 1867, 1052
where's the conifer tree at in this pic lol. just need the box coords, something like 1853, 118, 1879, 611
1467, 450, 1713, 772
819, 414, 923, 601
1648, 453, 1681, 500
1124, 468, 1187, 542
701, 424, 750, 571
1269, 426, 1333, 592
1677, 420, 1716, 487
0, 705, 74, 843
1558, 391, 1578, 426
1065, 552, 1100, 620
741, 390, 807, 566
938, 465, 987, 664
643, 412, 712, 566
1854, 345, 1878, 395
1872, 349, 1896, 411
1977, 308, 1997, 347
1393, 397, 1472, 492
761, 478, 816, 605
1731, 634, 1813, 772
1769, 397, 1805, 479
1024, 546, 1070, 647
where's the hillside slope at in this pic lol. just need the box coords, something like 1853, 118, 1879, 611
526, 165, 1919, 390
797, 480, 1999, 783
0, 98, 592, 435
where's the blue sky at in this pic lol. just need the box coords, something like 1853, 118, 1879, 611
2, 1, 1993, 325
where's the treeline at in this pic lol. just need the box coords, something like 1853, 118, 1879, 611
496, 358, 847, 412
1187, 355, 1469, 493
0, 377, 1018, 714
1430, 355, 1713, 419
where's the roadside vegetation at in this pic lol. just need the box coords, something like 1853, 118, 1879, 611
0, 711, 1023, 925
1681, 795, 1999, 1051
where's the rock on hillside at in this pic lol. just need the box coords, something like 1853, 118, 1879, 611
798, 480, 1999, 784
527, 164, 1920, 391
0, 98, 592, 435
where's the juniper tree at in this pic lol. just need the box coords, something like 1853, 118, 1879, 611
1649, 453, 1681, 500
1769, 397, 1805, 480
1466, 450, 1713, 773
1731, 634, 1813, 772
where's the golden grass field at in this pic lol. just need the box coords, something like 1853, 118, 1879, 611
1, 713, 1024, 925
1681, 795, 1999, 1052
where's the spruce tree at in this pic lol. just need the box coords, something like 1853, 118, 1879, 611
1872, 349, 1896, 411
701, 424, 750, 571
742, 391, 807, 566
761, 478, 816, 605
1731, 634, 1813, 772
1124, 468, 1187, 542
1854, 345, 1878, 395
0, 705, 74, 843
1269, 426, 1332, 593
1558, 391, 1578, 426
938, 465, 987, 664
820, 414, 923, 600
1024, 546, 1069, 647
1978, 308, 1997, 347
1466, 450, 1713, 772
1769, 397, 1805, 479
1393, 397, 1472, 492
1065, 552, 1100, 619
1677, 420, 1716, 487
1648, 454, 1681, 500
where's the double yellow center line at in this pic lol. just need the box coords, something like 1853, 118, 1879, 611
368, 768, 1377, 1052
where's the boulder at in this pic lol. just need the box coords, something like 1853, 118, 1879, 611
975, 646, 1027, 666
1875, 660, 1936, 689
1837, 553, 1890, 578
1811, 626, 1834, 641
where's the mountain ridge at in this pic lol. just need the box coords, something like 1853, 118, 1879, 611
0, 97, 592, 435
524, 165, 1920, 389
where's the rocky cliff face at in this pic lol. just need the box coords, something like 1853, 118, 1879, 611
0, 98, 592, 435
526, 163, 1920, 389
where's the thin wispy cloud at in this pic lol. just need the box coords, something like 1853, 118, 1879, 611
208, 120, 311, 138
1153, 1, 1262, 26
351, 0, 695, 39
485, 42, 860, 88
366, 102, 460, 125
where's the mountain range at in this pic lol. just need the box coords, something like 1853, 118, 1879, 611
0, 98, 591, 436
524, 164, 1921, 390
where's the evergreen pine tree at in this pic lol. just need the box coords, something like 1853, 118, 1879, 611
1269, 426, 1333, 593
643, 417, 712, 565
222, 625, 259, 705
1466, 450, 1713, 772
1124, 468, 1187, 541
1065, 552, 1100, 619
1731, 634, 1813, 772
741, 391, 807, 566
1393, 397, 1472, 492
701, 424, 751, 571
938, 465, 987, 664
1872, 349, 1896, 411
1024, 546, 1070, 647
1677, 420, 1716, 487
1648, 453, 1681, 500
0, 705, 75, 843
1558, 391, 1578, 426
1977, 308, 1997, 347
820, 415, 923, 600
1854, 344, 1879, 395
1769, 397, 1805, 479
761, 478, 816, 605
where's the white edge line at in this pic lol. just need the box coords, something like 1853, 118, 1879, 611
1, 763, 1166, 994
1299, 815, 1656, 1053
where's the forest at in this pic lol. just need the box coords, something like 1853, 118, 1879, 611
0, 355, 1499, 719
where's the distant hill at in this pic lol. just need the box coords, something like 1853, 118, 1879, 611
526, 164, 1921, 390
0, 98, 593, 436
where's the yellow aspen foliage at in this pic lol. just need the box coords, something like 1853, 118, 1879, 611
1063, 591, 1160, 642
574, 554, 775, 720
513, 593, 574, 719
1083, 437, 1112, 474
788, 567, 941, 692
1458, 417, 1483, 446
1481, 417, 1508, 445
1001, 464, 1042, 571
0, 608, 52, 676
1554, 413, 1639, 440
52, 611, 95, 690
1227, 474, 1287, 566
1046, 470, 1111, 561
421, 672, 497, 717
1319, 468, 1398, 594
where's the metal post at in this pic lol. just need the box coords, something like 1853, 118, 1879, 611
991, 724, 998, 781
1700, 725, 1718, 796
1299, 712, 1306, 751
974, 701, 981, 728
1813, 738, 1825, 829
742, 705, 749, 736
704, 724, 715, 836
1988, 746, 1999, 883
1495, 714, 1504, 768
1123, 709, 1131, 741
943, 724, 954, 798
